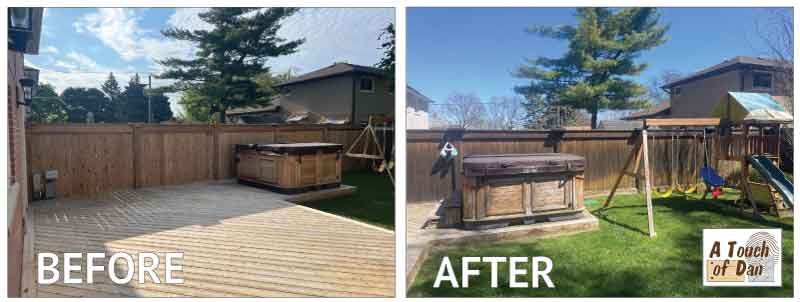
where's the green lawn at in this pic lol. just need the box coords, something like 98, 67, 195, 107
408, 190, 793, 297
301, 171, 394, 230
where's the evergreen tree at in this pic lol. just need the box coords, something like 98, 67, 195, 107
515, 8, 668, 128
376, 23, 395, 90
157, 8, 304, 123
101, 72, 124, 121
62, 87, 113, 123
146, 88, 175, 122
123, 73, 148, 122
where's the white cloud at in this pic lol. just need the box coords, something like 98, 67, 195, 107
64, 51, 99, 70
53, 60, 76, 70
164, 8, 395, 74
73, 8, 142, 60
74, 8, 195, 63
270, 8, 394, 73
42, 46, 59, 54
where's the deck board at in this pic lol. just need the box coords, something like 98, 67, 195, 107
29, 181, 394, 297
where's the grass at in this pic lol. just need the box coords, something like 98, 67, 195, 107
302, 171, 394, 230
408, 190, 793, 297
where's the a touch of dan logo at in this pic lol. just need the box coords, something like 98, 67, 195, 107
702, 229, 782, 287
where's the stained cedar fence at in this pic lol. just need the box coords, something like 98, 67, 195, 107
26, 123, 369, 198
406, 129, 775, 203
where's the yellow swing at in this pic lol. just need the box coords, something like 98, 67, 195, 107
653, 132, 676, 198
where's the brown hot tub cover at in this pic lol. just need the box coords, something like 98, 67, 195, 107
235, 142, 343, 154
463, 153, 586, 176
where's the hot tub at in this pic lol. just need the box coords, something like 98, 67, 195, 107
235, 142, 343, 194
461, 153, 586, 229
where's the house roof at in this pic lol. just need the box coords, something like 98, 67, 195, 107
662, 56, 790, 89
621, 101, 671, 120
407, 86, 433, 111
274, 63, 386, 87
407, 86, 432, 103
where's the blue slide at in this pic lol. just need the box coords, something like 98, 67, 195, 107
747, 155, 794, 209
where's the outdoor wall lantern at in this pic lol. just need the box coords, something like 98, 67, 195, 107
18, 78, 36, 106
8, 8, 34, 51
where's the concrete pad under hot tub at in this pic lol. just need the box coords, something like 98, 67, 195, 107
406, 200, 598, 288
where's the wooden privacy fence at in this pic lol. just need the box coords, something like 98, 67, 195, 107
26, 123, 368, 198
407, 129, 733, 203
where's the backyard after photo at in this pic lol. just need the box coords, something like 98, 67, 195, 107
406, 7, 793, 297
7, 7, 395, 297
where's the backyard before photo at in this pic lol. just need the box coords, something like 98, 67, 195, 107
406, 7, 793, 297
7, 7, 395, 297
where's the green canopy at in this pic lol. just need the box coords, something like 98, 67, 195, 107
711, 92, 792, 123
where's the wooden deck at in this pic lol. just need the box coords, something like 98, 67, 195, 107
25, 181, 394, 297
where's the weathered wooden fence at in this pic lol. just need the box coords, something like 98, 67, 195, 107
27, 123, 368, 198
407, 129, 725, 203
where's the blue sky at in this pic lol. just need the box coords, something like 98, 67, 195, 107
26, 8, 394, 114
408, 7, 793, 109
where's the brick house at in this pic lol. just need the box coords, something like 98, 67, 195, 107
7, 7, 43, 297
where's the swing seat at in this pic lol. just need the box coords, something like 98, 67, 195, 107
676, 184, 698, 194
653, 185, 675, 198
701, 167, 724, 187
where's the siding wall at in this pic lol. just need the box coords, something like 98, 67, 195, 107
280, 75, 354, 121
354, 76, 394, 124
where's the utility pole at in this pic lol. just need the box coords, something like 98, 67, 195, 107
147, 75, 152, 123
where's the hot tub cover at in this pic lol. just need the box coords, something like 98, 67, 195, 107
463, 153, 585, 176
236, 142, 343, 153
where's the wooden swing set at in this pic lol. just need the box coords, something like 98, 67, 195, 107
603, 118, 721, 237
345, 115, 395, 185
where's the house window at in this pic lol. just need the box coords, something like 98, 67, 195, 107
753, 72, 772, 89
359, 78, 374, 93
673, 86, 681, 96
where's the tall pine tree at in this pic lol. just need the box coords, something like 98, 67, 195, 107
101, 72, 124, 122
515, 8, 668, 128
157, 8, 304, 123
123, 74, 148, 122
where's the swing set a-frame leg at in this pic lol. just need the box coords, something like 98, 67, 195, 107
603, 140, 643, 208
603, 129, 656, 238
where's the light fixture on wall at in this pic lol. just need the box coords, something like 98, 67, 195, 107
18, 78, 36, 106
8, 8, 34, 51
8, 8, 32, 30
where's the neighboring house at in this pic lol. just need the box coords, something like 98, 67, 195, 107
7, 7, 43, 297
407, 86, 432, 129
268, 63, 394, 126
661, 56, 792, 118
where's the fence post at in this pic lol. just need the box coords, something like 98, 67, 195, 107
132, 124, 138, 188
212, 124, 219, 180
